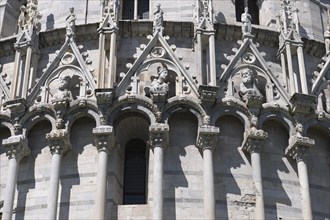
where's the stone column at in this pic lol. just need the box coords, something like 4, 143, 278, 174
98, 32, 106, 88
149, 123, 169, 220
108, 31, 117, 88
208, 33, 216, 87
46, 129, 71, 220
11, 50, 22, 99
93, 126, 114, 220
2, 135, 30, 220
297, 46, 308, 94
196, 125, 220, 220
285, 135, 314, 220
285, 43, 296, 94
22, 46, 33, 99
242, 128, 268, 220
196, 32, 203, 84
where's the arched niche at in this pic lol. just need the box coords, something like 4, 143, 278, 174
0, 125, 11, 154
27, 120, 52, 154
37, 65, 94, 103
70, 116, 96, 152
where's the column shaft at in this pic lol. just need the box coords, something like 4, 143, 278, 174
203, 148, 215, 219
98, 33, 106, 88
153, 145, 164, 220
251, 152, 265, 220
297, 46, 308, 94
280, 52, 288, 92
196, 33, 203, 84
208, 34, 216, 86
95, 150, 108, 220
285, 44, 296, 94
47, 153, 62, 220
2, 157, 19, 220
108, 33, 117, 88
297, 160, 313, 220
22, 46, 33, 99
134, 0, 138, 19
11, 50, 22, 99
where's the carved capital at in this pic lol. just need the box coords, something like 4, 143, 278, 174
241, 128, 268, 154
285, 135, 315, 162
95, 88, 114, 106
2, 135, 30, 161
52, 99, 70, 111
3, 98, 27, 120
290, 93, 317, 114
198, 85, 219, 103
149, 123, 169, 149
46, 129, 71, 156
196, 125, 220, 151
93, 126, 114, 153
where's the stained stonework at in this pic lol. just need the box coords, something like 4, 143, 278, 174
0, 0, 329, 220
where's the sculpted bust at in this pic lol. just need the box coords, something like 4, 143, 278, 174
241, 7, 252, 36
52, 75, 73, 100
239, 68, 262, 101
150, 66, 169, 95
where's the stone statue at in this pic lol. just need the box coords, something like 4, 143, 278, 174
66, 7, 76, 38
18, 6, 27, 31
324, 25, 330, 55
295, 123, 304, 137
239, 68, 262, 101
153, 4, 164, 33
241, 7, 252, 37
52, 75, 73, 100
292, 8, 300, 34
150, 66, 169, 95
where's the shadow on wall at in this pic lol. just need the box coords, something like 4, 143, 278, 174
214, 115, 245, 220
262, 120, 293, 219
165, 112, 198, 219
59, 117, 95, 219
46, 13, 54, 31
16, 120, 52, 219
0, 126, 11, 155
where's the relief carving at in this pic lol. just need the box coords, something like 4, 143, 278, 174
239, 68, 263, 102
150, 66, 169, 96
52, 75, 73, 101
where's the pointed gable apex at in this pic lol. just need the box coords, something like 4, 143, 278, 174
219, 38, 290, 104
27, 37, 96, 104
115, 31, 199, 96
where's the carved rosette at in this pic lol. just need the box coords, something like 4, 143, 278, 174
2, 135, 30, 161
285, 135, 315, 162
92, 126, 114, 153
149, 123, 169, 149
242, 128, 268, 154
196, 125, 220, 151
46, 129, 71, 156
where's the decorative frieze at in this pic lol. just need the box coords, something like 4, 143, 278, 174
149, 123, 169, 148
196, 125, 219, 151
198, 85, 218, 103
2, 135, 30, 161
46, 129, 71, 155
93, 126, 114, 153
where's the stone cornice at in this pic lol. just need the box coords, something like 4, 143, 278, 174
149, 123, 169, 149
46, 129, 71, 155
2, 135, 30, 161
196, 125, 220, 151
92, 125, 114, 153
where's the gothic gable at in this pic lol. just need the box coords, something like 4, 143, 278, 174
219, 38, 290, 107
115, 32, 199, 98
27, 38, 96, 105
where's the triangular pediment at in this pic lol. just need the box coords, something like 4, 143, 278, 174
219, 38, 290, 105
115, 31, 199, 98
27, 37, 96, 104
